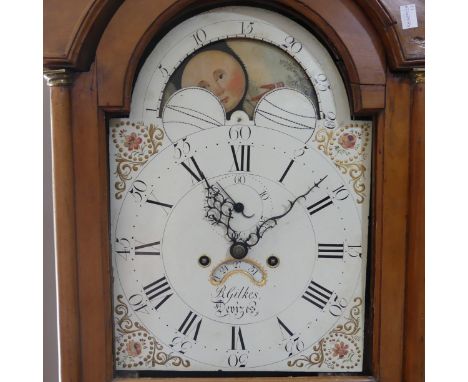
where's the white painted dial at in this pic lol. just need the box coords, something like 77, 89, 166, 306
114, 125, 363, 369
111, 5, 369, 374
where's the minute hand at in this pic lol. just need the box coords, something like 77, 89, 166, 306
243, 175, 328, 248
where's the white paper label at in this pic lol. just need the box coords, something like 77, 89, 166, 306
400, 4, 418, 30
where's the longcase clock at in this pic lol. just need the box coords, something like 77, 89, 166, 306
43, 1, 425, 382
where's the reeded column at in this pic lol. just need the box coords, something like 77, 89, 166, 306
44, 69, 81, 382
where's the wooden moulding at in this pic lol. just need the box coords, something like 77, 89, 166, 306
45, 2, 424, 382
43, 0, 123, 70
71, 66, 114, 382
402, 72, 424, 382
355, 0, 425, 70
115, 377, 376, 382
65, 68, 418, 382
94, 0, 386, 115
43, 0, 424, 72
372, 72, 412, 382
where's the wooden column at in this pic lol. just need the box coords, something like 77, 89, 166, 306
44, 69, 81, 382
403, 69, 425, 382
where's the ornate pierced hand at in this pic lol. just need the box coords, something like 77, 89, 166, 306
215, 182, 254, 219
204, 179, 240, 243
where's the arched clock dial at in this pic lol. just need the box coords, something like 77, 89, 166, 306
130, 6, 349, 139
110, 5, 371, 374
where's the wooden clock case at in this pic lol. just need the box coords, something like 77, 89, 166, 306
43, 1, 424, 382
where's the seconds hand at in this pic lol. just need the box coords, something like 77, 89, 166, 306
216, 182, 254, 218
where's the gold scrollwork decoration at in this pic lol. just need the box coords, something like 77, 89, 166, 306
411, 69, 425, 84
111, 121, 164, 200
288, 297, 363, 370
287, 338, 325, 368
313, 124, 370, 204
114, 294, 190, 369
331, 297, 362, 336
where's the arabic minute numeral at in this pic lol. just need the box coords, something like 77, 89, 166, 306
129, 180, 148, 202
347, 244, 363, 258
128, 293, 149, 313
315, 73, 331, 91
332, 184, 350, 200
173, 139, 192, 160
192, 28, 207, 45
227, 352, 248, 368
234, 175, 246, 184
277, 318, 304, 356
158, 64, 168, 77
284, 337, 305, 357
170, 336, 192, 354
229, 125, 251, 141
240, 21, 254, 34
115, 237, 131, 259
281, 35, 302, 53
328, 296, 348, 317
320, 111, 337, 129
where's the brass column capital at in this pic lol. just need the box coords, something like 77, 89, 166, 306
43, 68, 74, 87
411, 69, 425, 84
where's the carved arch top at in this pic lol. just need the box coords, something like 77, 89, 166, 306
43, 0, 123, 70
94, 0, 388, 115
43, 0, 424, 114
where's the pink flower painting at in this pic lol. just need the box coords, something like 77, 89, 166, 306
338, 132, 357, 150
332, 341, 349, 358
126, 340, 142, 356
124, 132, 143, 151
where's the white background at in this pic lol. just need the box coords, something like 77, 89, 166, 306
0, 1, 463, 381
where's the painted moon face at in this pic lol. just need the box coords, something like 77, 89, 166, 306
181, 49, 247, 113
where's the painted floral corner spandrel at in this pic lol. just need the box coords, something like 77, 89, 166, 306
313, 122, 372, 204
114, 294, 190, 370
287, 297, 363, 371
109, 118, 165, 200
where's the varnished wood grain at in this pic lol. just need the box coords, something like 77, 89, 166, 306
377, 72, 412, 381
355, 0, 425, 69
44, 0, 123, 70
71, 65, 114, 382
49, 84, 81, 382
95, 0, 386, 114
402, 77, 424, 382
44, 0, 423, 71
369, 111, 384, 379
115, 377, 376, 382
45, 2, 425, 382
